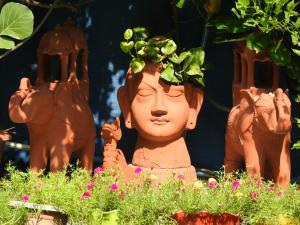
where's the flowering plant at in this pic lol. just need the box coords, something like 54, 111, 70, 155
1, 165, 300, 225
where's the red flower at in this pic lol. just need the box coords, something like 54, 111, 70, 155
86, 182, 95, 190
268, 186, 275, 192
22, 195, 29, 201
250, 192, 257, 200
80, 192, 91, 200
94, 167, 104, 174
134, 167, 142, 174
232, 181, 240, 188
208, 178, 218, 189
110, 184, 118, 191
256, 182, 263, 188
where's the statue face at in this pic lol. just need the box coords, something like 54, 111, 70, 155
130, 70, 190, 142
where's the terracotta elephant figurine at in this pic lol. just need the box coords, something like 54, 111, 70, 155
9, 77, 96, 172
225, 87, 291, 189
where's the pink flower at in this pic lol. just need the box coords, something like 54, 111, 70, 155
232, 181, 240, 189
256, 182, 263, 188
110, 184, 118, 191
250, 192, 257, 200
80, 192, 91, 200
267, 186, 275, 192
22, 195, 29, 201
134, 167, 142, 174
208, 178, 218, 189
94, 167, 104, 174
86, 182, 95, 190
177, 175, 185, 180
277, 191, 284, 197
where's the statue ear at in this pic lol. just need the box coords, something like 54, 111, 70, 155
117, 86, 133, 129
186, 86, 204, 130
239, 89, 255, 111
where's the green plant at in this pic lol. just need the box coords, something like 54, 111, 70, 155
1, 165, 300, 225
0, 2, 33, 50
120, 27, 206, 87
214, 0, 300, 95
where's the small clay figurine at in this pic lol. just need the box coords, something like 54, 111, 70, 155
9, 20, 96, 172
101, 63, 204, 182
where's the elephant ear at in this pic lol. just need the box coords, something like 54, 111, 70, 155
239, 89, 255, 111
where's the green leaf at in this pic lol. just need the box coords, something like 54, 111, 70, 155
120, 41, 134, 53
151, 54, 165, 63
101, 210, 118, 225
292, 141, 300, 150
292, 49, 300, 57
214, 19, 251, 33
178, 52, 191, 63
189, 74, 205, 87
176, 0, 186, 8
134, 40, 148, 50
160, 64, 182, 84
0, 36, 14, 49
295, 18, 300, 28
186, 63, 203, 76
133, 27, 149, 40
145, 46, 160, 56
191, 47, 205, 66
0, 2, 33, 40
161, 39, 177, 55
130, 58, 145, 73
124, 29, 133, 40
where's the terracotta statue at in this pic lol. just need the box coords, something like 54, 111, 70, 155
8, 20, 96, 172
225, 87, 291, 189
101, 63, 204, 182
0, 131, 11, 163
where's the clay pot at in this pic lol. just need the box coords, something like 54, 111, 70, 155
172, 211, 241, 225
9, 201, 67, 225
26, 211, 67, 225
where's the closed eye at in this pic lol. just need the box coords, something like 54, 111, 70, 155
166, 90, 184, 97
137, 89, 155, 97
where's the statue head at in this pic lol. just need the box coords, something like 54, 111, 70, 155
118, 63, 204, 143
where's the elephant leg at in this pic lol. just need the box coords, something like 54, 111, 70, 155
272, 136, 291, 190
49, 145, 72, 172
77, 138, 95, 172
224, 130, 243, 173
241, 135, 262, 179
29, 145, 48, 172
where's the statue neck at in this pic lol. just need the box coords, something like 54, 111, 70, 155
132, 136, 192, 169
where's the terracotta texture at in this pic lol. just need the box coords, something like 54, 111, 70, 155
101, 62, 204, 182
232, 42, 279, 106
26, 212, 67, 225
226, 43, 292, 189
8, 19, 96, 172
172, 211, 241, 225
0, 131, 11, 163
225, 87, 291, 189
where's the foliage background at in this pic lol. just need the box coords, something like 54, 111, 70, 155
0, 0, 299, 178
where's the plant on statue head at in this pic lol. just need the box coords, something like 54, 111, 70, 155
120, 27, 206, 88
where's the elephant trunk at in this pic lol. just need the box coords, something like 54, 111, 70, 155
270, 89, 291, 134
9, 91, 29, 123
8, 78, 31, 123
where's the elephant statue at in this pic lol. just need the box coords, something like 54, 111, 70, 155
225, 87, 291, 189
9, 77, 96, 172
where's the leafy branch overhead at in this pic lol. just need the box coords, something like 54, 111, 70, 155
214, 0, 300, 95
120, 27, 206, 88
0, 2, 34, 49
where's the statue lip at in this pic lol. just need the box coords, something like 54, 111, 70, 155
151, 118, 169, 125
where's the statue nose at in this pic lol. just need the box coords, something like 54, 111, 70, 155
151, 94, 168, 115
